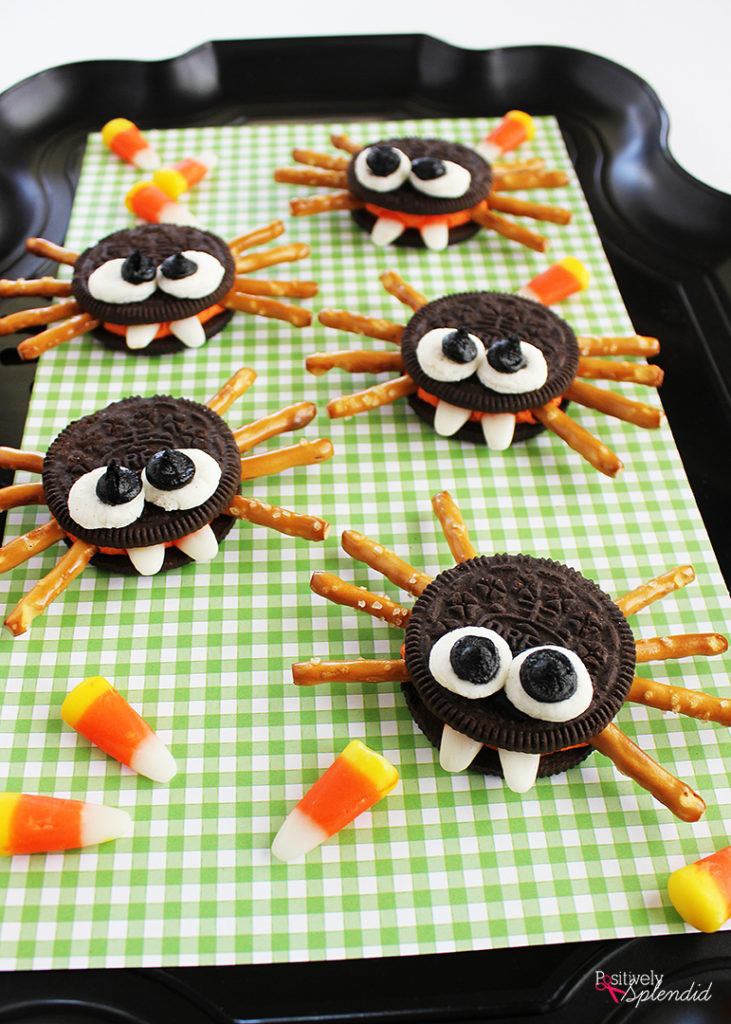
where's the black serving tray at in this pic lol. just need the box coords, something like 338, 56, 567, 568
0, 35, 730, 1024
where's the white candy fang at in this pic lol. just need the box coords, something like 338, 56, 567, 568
371, 217, 406, 246
498, 748, 541, 793
126, 544, 166, 576
439, 723, 483, 772
125, 322, 160, 350
420, 221, 449, 251
481, 413, 516, 449
434, 400, 472, 437
170, 315, 206, 348
174, 524, 219, 562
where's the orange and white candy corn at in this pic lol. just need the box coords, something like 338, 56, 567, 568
61, 676, 177, 783
0, 792, 130, 855
477, 110, 535, 162
153, 155, 216, 199
668, 845, 731, 932
101, 118, 160, 171
125, 181, 200, 227
517, 257, 590, 305
271, 739, 398, 861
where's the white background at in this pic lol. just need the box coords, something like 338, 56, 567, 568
0, 0, 729, 195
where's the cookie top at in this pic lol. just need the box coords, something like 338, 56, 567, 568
346, 138, 492, 215
43, 394, 242, 550
400, 292, 580, 415
71, 224, 235, 326
403, 554, 636, 755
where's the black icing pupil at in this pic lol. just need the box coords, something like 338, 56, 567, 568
95, 459, 142, 506
519, 650, 577, 703
450, 635, 500, 686
160, 253, 197, 280
365, 146, 401, 177
120, 250, 156, 285
411, 156, 446, 180
487, 336, 527, 374
146, 449, 195, 491
442, 327, 478, 364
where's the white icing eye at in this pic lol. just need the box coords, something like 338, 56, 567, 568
67, 461, 145, 530
155, 250, 225, 299
504, 646, 593, 722
409, 157, 472, 199
476, 336, 548, 394
428, 627, 512, 700
141, 448, 222, 511
353, 146, 410, 193
87, 254, 158, 304
416, 326, 485, 382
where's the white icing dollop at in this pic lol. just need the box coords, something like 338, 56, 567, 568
67, 466, 145, 530
409, 158, 471, 199
156, 250, 225, 300
504, 645, 593, 722
354, 146, 410, 193
141, 448, 222, 511
87, 258, 158, 305
416, 327, 485, 382
428, 626, 512, 699
476, 340, 548, 395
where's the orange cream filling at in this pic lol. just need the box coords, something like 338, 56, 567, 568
66, 527, 209, 557
364, 204, 474, 230
416, 387, 563, 424
103, 303, 225, 339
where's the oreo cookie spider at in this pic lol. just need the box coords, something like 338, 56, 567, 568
0, 369, 333, 635
0, 220, 317, 359
293, 492, 729, 823
309, 261, 665, 477
274, 111, 571, 252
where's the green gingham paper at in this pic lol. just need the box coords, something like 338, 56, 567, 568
0, 117, 729, 970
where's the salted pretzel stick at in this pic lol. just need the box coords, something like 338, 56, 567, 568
25, 238, 78, 266
635, 633, 728, 662
306, 350, 404, 375
16, 313, 100, 360
239, 438, 333, 480
326, 375, 416, 419
471, 205, 548, 253
223, 292, 311, 328
490, 169, 569, 192
379, 271, 428, 311
226, 494, 329, 542
615, 565, 695, 617
492, 158, 544, 173
592, 722, 706, 822
235, 243, 310, 274
0, 519, 65, 572
564, 380, 663, 430
577, 357, 664, 387
431, 491, 477, 563
293, 658, 410, 686
485, 194, 572, 225
228, 220, 285, 255
0, 483, 46, 511
0, 298, 80, 336
5, 539, 97, 636
231, 278, 318, 299
0, 447, 44, 474
274, 167, 349, 189
330, 133, 360, 154
341, 529, 433, 597
292, 148, 350, 171
206, 367, 257, 415
531, 403, 623, 477
233, 401, 317, 453
318, 309, 403, 344
291, 192, 363, 216
0, 278, 73, 297
628, 676, 731, 726
310, 570, 411, 628
577, 335, 661, 357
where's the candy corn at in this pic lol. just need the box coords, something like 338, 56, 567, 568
153, 155, 216, 199
0, 792, 130, 855
668, 845, 731, 932
125, 181, 200, 227
477, 110, 535, 162
271, 740, 398, 861
517, 257, 590, 305
61, 676, 177, 783
101, 118, 160, 171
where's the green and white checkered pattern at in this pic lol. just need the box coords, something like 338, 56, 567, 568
0, 118, 729, 969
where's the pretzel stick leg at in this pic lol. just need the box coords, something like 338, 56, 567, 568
0, 298, 80, 336
239, 438, 333, 481
0, 447, 45, 474
0, 483, 47, 511
226, 494, 329, 542
615, 565, 695, 617
274, 167, 349, 189
0, 278, 73, 298
564, 380, 663, 429
306, 350, 405, 376
4, 539, 97, 636
310, 570, 411, 628
330, 133, 360, 154
228, 220, 285, 255
0, 519, 65, 572
490, 169, 569, 191
577, 335, 661, 357
206, 368, 257, 415
531, 403, 623, 478
25, 238, 79, 265
379, 271, 428, 311
233, 401, 317, 453
223, 291, 311, 328
341, 529, 432, 597
290, 191, 363, 216
577, 357, 664, 387
485, 194, 572, 225
231, 278, 318, 299
592, 722, 706, 822
293, 658, 410, 686
318, 309, 404, 345
628, 676, 731, 726
292, 148, 350, 171
326, 375, 416, 419
16, 313, 100, 360
431, 491, 477, 563
471, 205, 548, 253
235, 243, 310, 274
492, 158, 545, 174
635, 634, 728, 662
